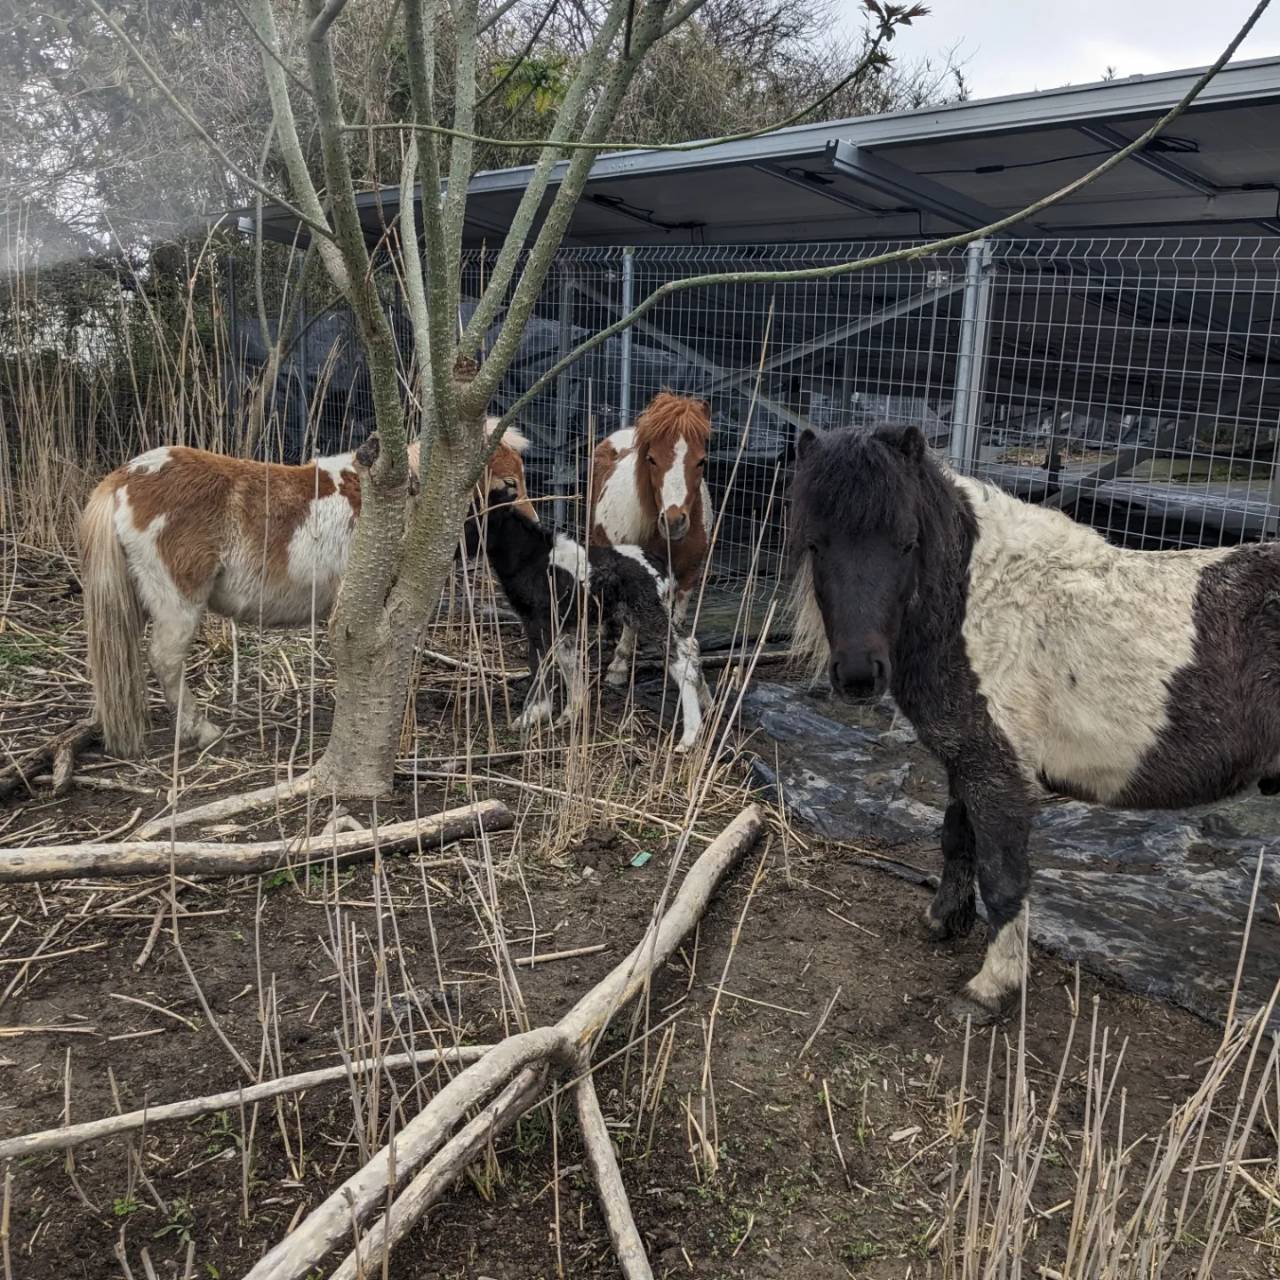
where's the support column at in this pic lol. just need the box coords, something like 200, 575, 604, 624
553, 273, 575, 528
619, 246, 635, 427
948, 239, 995, 471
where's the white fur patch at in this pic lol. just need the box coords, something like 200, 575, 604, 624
282, 489, 357, 616
113, 489, 178, 610
550, 534, 590, 585
127, 447, 173, 475
953, 476, 1231, 803
660, 438, 690, 512
594, 449, 651, 544
316, 452, 354, 485
608, 428, 636, 452
613, 544, 672, 604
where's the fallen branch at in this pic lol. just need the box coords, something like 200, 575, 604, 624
575, 1074, 654, 1280
0, 801, 512, 884
329, 1065, 551, 1280
0, 719, 100, 803
133, 771, 321, 840
247, 803, 764, 1280
0, 1045, 493, 1161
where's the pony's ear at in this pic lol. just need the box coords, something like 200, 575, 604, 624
885, 424, 927, 464
796, 426, 819, 460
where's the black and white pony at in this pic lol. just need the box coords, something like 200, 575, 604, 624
789, 423, 1280, 1021
475, 489, 711, 751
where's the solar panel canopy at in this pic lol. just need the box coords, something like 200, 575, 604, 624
241, 56, 1280, 247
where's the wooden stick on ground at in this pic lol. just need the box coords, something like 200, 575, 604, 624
0, 719, 100, 803
248, 803, 765, 1280
0, 1045, 494, 1161
133, 771, 320, 841
0, 801, 512, 884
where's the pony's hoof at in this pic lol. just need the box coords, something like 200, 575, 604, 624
947, 994, 1004, 1026
674, 738, 696, 755
604, 668, 629, 689
923, 896, 976, 942
513, 707, 552, 734
191, 722, 223, 749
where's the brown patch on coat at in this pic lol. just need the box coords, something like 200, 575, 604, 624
107, 447, 363, 599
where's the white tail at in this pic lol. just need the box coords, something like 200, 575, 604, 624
79, 482, 149, 755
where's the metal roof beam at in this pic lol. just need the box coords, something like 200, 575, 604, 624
750, 162, 884, 215
829, 141, 1017, 232
1076, 123, 1218, 195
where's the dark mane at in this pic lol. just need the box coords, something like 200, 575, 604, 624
633, 391, 712, 447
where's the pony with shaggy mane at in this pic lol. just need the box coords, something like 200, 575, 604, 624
789, 422, 1280, 1022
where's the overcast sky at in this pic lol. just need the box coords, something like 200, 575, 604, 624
843, 0, 1280, 99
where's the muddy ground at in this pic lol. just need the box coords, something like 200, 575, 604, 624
1, 558, 1277, 1278
3, 766, 1276, 1278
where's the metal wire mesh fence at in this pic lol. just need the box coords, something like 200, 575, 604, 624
230, 235, 1280, 586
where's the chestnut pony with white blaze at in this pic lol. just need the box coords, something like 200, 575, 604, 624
589, 392, 712, 684
79, 422, 534, 756
789, 423, 1280, 1021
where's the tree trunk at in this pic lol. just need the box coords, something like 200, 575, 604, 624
319, 427, 477, 796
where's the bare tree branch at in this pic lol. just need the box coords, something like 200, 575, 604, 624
459, 0, 632, 358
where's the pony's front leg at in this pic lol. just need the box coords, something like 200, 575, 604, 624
924, 774, 977, 941
605, 623, 637, 688
513, 623, 555, 733
671, 588, 691, 628
553, 634, 586, 727
149, 604, 222, 748
949, 769, 1033, 1023
669, 635, 706, 753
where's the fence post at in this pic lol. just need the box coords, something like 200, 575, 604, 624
948, 238, 995, 470
553, 272, 575, 528
619, 247, 635, 428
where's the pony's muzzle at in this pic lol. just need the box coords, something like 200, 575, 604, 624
657, 509, 690, 541
829, 648, 890, 701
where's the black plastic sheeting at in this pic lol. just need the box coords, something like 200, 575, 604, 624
738, 680, 1280, 1036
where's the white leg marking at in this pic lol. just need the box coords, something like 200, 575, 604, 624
148, 605, 220, 746
514, 690, 554, 733
670, 635, 704, 753
553, 636, 586, 727
965, 915, 1027, 1008
605, 624, 637, 688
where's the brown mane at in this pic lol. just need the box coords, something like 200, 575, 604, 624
633, 391, 711, 448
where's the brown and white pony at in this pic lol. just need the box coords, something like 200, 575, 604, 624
588, 392, 712, 685
79, 422, 533, 756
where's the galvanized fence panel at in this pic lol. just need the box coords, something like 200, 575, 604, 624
233, 236, 1280, 583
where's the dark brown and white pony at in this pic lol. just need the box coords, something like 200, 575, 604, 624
79, 422, 533, 756
789, 423, 1280, 1022
588, 392, 712, 685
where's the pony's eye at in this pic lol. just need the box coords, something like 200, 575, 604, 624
902, 539, 919, 555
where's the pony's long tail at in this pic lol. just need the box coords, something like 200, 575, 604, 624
79, 481, 148, 756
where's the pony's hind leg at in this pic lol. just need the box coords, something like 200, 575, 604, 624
148, 601, 221, 748
605, 623, 637, 688
924, 785, 977, 941
949, 772, 1032, 1023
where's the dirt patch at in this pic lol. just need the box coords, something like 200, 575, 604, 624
1, 560, 1276, 1279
